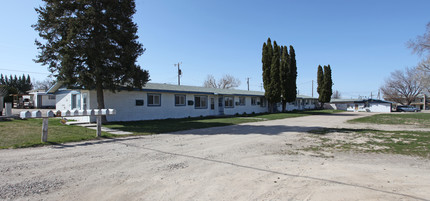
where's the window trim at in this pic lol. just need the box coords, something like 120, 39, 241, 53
194, 95, 208, 109
238, 96, 246, 106
225, 96, 234, 108
260, 97, 266, 107
175, 94, 186, 106
251, 97, 257, 105
147, 93, 161, 106
210, 98, 215, 110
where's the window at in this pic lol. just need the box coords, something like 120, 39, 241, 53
136, 99, 144, 106
194, 95, 208, 109
225, 96, 234, 108
211, 98, 215, 110
260, 97, 266, 107
238, 97, 246, 106
82, 93, 88, 110
48, 95, 56, 100
175, 94, 186, 106
251, 97, 257, 105
71, 94, 76, 109
71, 94, 81, 109
147, 94, 161, 106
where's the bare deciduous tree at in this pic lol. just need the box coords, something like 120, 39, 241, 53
407, 22, 430, 57
203, 74, 241, 89
331, 90, 341, 99
33, 78, 55, 90
408, 22, 430, 94
380, 67, 423, 105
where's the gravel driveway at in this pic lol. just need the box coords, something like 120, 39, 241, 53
1, 112, 429, 200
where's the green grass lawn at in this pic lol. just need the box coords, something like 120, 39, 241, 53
0, 118, 113, 149
347, 113, 430, 128
306, 113, 430, 158
306, 128, 430, 158
0, 109, 342, 149
104, 110, 344, 135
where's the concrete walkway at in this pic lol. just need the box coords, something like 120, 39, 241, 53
66, 121, 133, 135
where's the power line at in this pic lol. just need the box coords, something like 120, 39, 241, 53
0, 68, 51, 75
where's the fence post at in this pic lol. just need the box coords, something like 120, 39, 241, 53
42, 117, 48, 142
96, 115, 102, 137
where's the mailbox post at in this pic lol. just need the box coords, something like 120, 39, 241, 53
20, 109, 116, 142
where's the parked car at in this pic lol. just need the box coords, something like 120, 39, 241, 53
23, 98, 34, 109
396, 105, 420, 112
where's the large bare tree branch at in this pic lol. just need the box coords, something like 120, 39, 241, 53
380, 67, 423, 105
407, 22, 430, 56
203, 74, 241, 89
203, 75, 217, 88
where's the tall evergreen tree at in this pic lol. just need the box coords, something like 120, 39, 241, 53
323, 65, 333, 103
286, 45, 297, 102
33, 0, 149, 122
317, 65, 324, 102
279, 46, 289, 112
0, 74, 4, 85
262, 38, 298, 112
267, 41, 281, 111
317, 65, 333, 107
262, 38, 273, 98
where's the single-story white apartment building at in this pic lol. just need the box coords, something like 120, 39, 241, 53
326, 98, 392, 113
29, 90, 56, 109
48, 82, 319, 122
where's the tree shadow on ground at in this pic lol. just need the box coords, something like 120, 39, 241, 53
306, 128, 381, 135
171, 124, 324, 135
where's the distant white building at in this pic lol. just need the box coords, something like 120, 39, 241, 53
28, 90, 56, 109
327, 99, 392, 113
48, 82, 319, 122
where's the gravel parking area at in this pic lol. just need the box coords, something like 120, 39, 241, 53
1, 112, 429, 200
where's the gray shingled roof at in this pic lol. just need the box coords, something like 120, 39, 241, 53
141, 83, 264, 96
49, 81, 314, 99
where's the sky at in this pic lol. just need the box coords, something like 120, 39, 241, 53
0, 0, 429, 99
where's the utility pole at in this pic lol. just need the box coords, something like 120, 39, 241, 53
312, 80, 314, 97
174, 62, 182, 85
246, 77, 250, 91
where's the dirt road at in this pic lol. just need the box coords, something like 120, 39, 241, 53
1, 112, 429, 200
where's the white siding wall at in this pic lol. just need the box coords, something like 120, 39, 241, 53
56, 89, 328, 122
276, 99, 317, 111
223, 96, 267, 115
333, 102, 391, 113
369, 103, 391, 113
95, 91, 268, 122
328, 103, 348, 110
41, 95, 56, 107
55, 91, 72, 111
55, 90, 90, 122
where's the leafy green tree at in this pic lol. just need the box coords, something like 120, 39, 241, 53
33, 0, 149, 122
